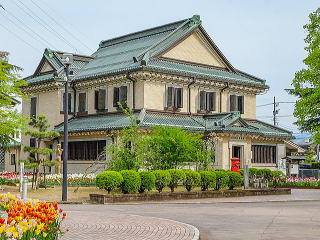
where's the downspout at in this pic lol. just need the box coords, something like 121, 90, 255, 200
188, 78, 196, 115
126, 72, 136, 110
220, 82, 229, 113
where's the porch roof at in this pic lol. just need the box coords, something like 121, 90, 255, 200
54, 110, 292, 139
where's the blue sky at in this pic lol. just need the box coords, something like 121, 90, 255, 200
1, 0, 318, 132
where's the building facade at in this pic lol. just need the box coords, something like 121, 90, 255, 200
20, 15, 293, 173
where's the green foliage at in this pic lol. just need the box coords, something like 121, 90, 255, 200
249, 168, 258, 178
0, 52, 28, 148
226, 171, 242, 190
153, 170, 171, 193
143, 126, 211, 170
311, 162, 320, 169
200, 171, 216, 191
120, 170, 141, 194
183, 169, 200, 192
214, 170, 229, 190
256, 169, 272, 181
22, 115, 60, 189
96, 171, 123, 193
305, 146, 317, 163
288, 8, 320, 143
167, 169, 186, 192
271, 170, 285, 187
0, 178, 8, 185
138, 171, 156, 193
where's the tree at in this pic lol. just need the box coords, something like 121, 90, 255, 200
23, 115, 60, 189
288, 8, 320, 144
0, 52, 27, 148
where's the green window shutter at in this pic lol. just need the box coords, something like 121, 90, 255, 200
167, 87, 173, 107
113, 87, 120, 107
207, 92, 216, 111
94, 90, 99, 110
78, 92, 87, 113
237, 96, 244, 114
230, 95, 238, 111
98, 89, 106, 110
30, 97, 37, 118
199, 91, 206, 110
175, 88, 183, 108
68, 93, 72, 113
120, 86, 127, 108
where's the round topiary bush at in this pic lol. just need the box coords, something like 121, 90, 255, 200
183, 169, 200, 192
256, 168, 272, 181
226, 171, 243, 190
96, 171, 123, 193
120, 170, 141, 194
200, 171, 216, 191
214, 170, 229, 190
153, 170, 171, 193
168, 169, 186, 192
138, 171, 156, 193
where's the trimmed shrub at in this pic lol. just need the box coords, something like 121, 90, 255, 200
138, 171, 156, 193
168, 169, 186, 192
227, 171, 242, 190
239, 169, 244, 177
200, 171, 216, 191
249, 168, 258, 178
256, 168, 272, 180
271, 170, 285, 187
214, 170, 229, 190
120, 170, 141, 194
183, 169, 200, 192
96, 171, 123, 193
153, 170, 171, 193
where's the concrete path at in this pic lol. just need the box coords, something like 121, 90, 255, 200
61, 189, 320, 240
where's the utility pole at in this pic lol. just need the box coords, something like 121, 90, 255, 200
272, 96, 279, 126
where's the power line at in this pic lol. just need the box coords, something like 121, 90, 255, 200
0, 21, 41, 53
0, 4, 56, 49
12, 0, 81, 53
29, 0, 83, 53
36, 0, 93, 52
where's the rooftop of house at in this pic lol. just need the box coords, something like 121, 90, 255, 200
54, 109, 292, 139
24, 15, 268, 89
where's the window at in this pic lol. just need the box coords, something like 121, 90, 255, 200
113, 86, 127, 108
10, 154, 16, 165
252, 145, 276, 164
78, 92, 87, 113
29, 138, 36, 159
62, 140, 106, 161
166, 86, 183, 109
61, 92, 73, 113
30, 97, 37, 118
95, 88, 107, 111
199, 91, 216, 112
230, 95, 244, 114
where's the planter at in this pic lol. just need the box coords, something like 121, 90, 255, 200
90, 188, 291, 204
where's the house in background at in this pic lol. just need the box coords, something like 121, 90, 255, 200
19, 15, 293, 173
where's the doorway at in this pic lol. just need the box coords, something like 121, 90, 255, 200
232, 145, 242, 167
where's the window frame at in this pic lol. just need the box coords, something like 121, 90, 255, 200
77, 90, 88, 114
113, 84, 128, 109
30, 97, 37, 119
229, 93, 244, 114
165, 84, 183, 110
95, 87, 108, 112
199, 89, 217, 112
60, 90, 74, 114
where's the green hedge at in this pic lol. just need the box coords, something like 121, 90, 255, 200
153, 170, 171, 193
183, 169, 200, 192
311, 162, 320, 169
214, 170, 229, 190
120, 170, 141, 194
139, 171, 156, 193
226, 171, 242, 190
168, 169, 186, 192
96, 171, 123, 193
200, 171, 216, 191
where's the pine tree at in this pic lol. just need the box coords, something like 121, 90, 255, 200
23, 115, 60, 189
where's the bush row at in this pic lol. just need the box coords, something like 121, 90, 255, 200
96, 169, 243, 194
239, 168, 284, 180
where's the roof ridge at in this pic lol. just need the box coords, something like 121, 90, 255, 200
98, 17, 197, 49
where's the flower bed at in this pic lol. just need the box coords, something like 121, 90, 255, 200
279, 177, 320, 187
0, 173, 33, 185
40, 174, 96, 187
0, 193, 66, 239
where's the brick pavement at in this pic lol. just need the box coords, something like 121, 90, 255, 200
61, 210, 199, 240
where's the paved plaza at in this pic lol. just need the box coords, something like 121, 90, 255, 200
61, 189, 320, 240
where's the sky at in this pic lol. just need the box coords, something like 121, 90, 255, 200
1, 0, 319, 133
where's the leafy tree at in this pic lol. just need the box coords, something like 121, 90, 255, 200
23, 115, 60, 189
143, 126, 211, 170
288, 8, 320, 144
0, 52, 27, 148
305, 145, 317, 163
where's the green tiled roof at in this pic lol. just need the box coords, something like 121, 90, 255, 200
54, 110, 292, 139
26, 15, 267, 88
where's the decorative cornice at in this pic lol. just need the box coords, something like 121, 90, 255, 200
22, 80, 64, 94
